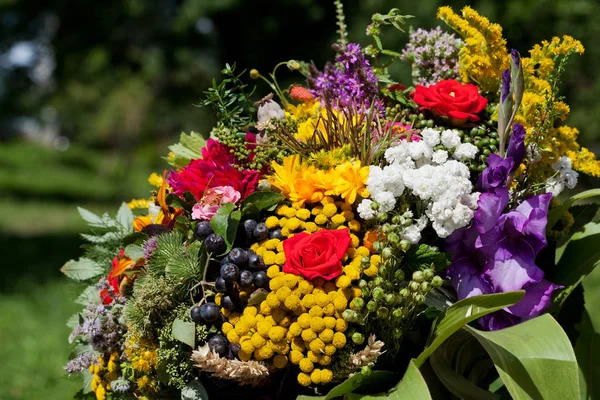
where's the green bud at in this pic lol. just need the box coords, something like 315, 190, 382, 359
361, 287, 370, 297
414, 293, 425, 303
399, 288, 410, 298
381, 223, 392, 234
249, 69, 260, 79
400, 240, 411, 252
372, 287, 384, 301
373, 276, 384, 286
392, 328, 403, 338
361, 257, 371, 266
392, 308, 403, 319
382, 247, 393, 260
420, 282, 431, 293
418, 113, 425, 120
358, 279, 368, 289
388, 232, 400, 245
378, 265, 387, 276
373, 241, 382, 252
366, 300, 378, 312
351, 297, 365, 311
394, 270, 405, 282
377, 212, 389, 223
423, 269, 434, 280
431, 276, 444, 287
426, 119, 435, 128
384, 293, 396, 305
370, 201, 380, 211
342, 309, 359, 323
412, 270, 424, 283
361, 366, 372, 376
391, 215, 402, 224
352, 332, 366, 345
377, 306, 389, 319
409, 281, 420, 292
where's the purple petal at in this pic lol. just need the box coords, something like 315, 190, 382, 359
507, 124, 526, 169
447, 259, 493, 299
507, 279, 562, 318
515, 192, 552, 218
483, 251, 544, 292
481, 311, 520, 330
501, 69, 511, 103
475, 189, 509, 235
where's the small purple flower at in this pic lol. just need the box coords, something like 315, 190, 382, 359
477, 154, 514, 192
511, 49, 521, 69
501, 69, 511, 103
506, 123, 526, 170
445, 188, 561, 330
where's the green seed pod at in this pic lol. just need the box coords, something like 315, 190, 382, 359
394, 270, 405, 282
384, 293, 396, 305
426, 119, 435, 128
470, 127, 479, 137
366, 300, 378, 312
423, 269, 434, 280
372, 287, 384, 301
381, 247, 393, 260
373, 241, 382, 252
373, 276, 384, 286
391, 215, 402, 225
361, 287, 370, 297
370, 201, 380, 211
412, 270, 424, 283
377, 306, 389, 319
431, 276, 444, 287
361, 257, 371, 266
377, 212, 389, 223
420, 282, 431, 293
400, 240, 411, 252
409, 281, 420, 292
418, 113, 425, 120
483, 149, 491, 156
463, 137, 472, 144
351, 297, 365, 311
399, 288, 410, 298
378, 265, 387, 276
358, 279, 368, 289
361, 366, 372, 376
392, 308, 404, 319
381, 223, 392, 234
342, 309, 359, 323
352, 332, 366, 345
414, 293, 425, 303
387, 232, 400, 245
392, 327, 404, 338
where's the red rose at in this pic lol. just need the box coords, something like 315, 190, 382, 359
282, 229, 351, 280
412, 79, 488, 125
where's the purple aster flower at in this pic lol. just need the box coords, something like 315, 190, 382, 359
477, 154, 514, 192
507, 123, 526, 170
401, 27, 463, 86
310, 43, 382, 112
445, 188, 561, 330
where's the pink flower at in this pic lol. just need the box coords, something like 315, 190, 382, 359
191, 186, 241, 220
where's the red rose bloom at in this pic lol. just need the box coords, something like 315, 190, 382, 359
412, 79, 488, 125
168, 138, 260, 201
282, 229, 351, 280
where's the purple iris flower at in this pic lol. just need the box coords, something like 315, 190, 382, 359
506, 123, 526, 170
477, 154, 514, 193
445, 187, 561, 330
501, 69, 511, 103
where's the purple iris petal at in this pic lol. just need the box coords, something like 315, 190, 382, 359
477, 154, 514, 192
507, 123, 526, 170
511, 49, 521, 69
501, 69, 511, 103
447, 258, 493, 299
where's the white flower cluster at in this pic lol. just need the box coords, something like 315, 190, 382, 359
546, 156, 578, 195
358, 128, 480, 240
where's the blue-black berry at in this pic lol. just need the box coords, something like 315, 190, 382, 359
200, 302, 220, 322
228, 248, 248, 266
190, 306, 203, 324
243, 219, 258, 238
253, 270, 269, 288
194, 221, 213, 239
239, 270, 254, 287
253, 222, 268, 240
221, 295, 237, 311
220, 263, 240, 283
248, 253, 265, 270
205, 233, 226, 254
269, 229, 285, 240
214, 276, 230, 293
208, 334, 228, 357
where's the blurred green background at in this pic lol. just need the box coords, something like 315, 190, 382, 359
0, 0, 598, 398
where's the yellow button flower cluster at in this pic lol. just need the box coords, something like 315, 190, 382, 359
89, 352, 120, 400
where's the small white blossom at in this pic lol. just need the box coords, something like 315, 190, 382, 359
372, 191, 397, 213
546, 156, 578, 195
421, 128, 440, 147
432, 150, 448, 164
453, 143, 478, 160
441, 129, 461, 149
357, 199, 376, 220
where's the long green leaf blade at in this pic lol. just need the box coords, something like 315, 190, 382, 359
415, 291, 524, 367
466, 314, 580, 400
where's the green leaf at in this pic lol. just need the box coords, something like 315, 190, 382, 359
247, 288, 268, 306
429, 330, 499, 400
404, 244, 449, 272
210, 203, 240, 254
116, 202, 134, 230
75, 285, 101, 306
298, 371, 395, 400
61, 258, 104, 281
466, 314, 580, 400
240, 191, 285, 219
173, 318, 196, 348
181, 379, 209, 400
82, 370, 93, 394
166, 131, 206, 167
554, 222, 600, 286
124, 244, 144, 260
575, 308, 600, 400
349, 361, 432, 400
415, 291, 524, 367
166, 192, 197, 212
77, 207, 104, 227
66, 313, 80, 330
548, 189, 600, 229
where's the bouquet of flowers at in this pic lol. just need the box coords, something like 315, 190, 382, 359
62, 3, 600, 400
